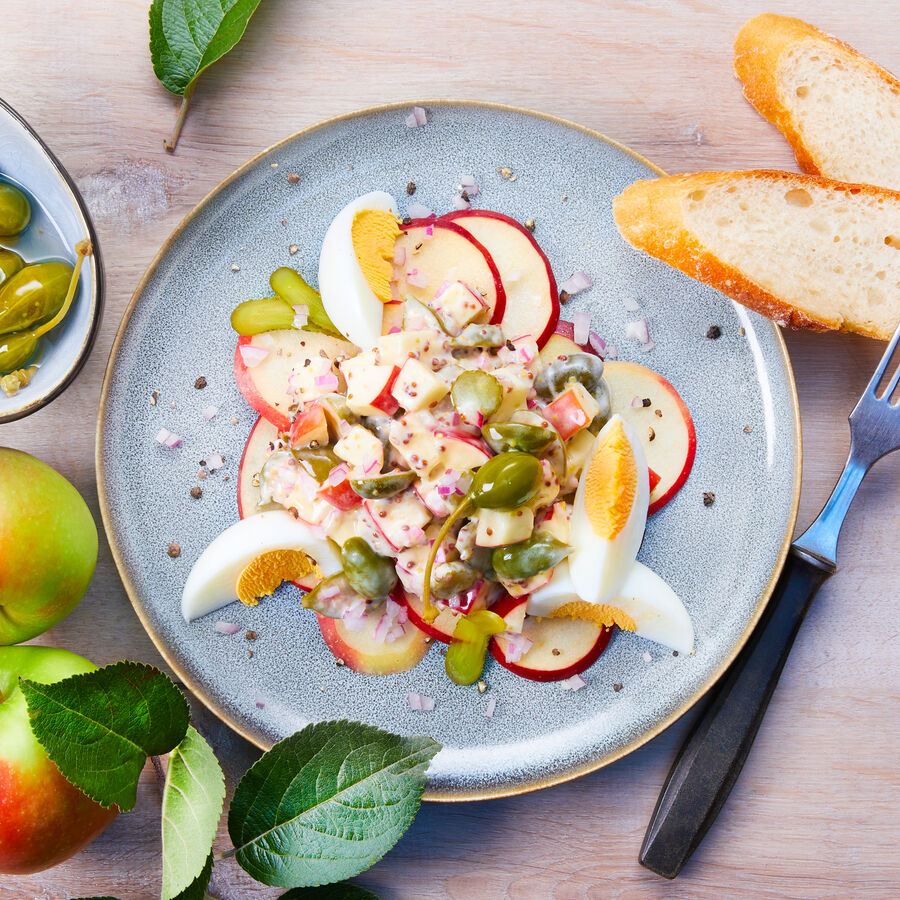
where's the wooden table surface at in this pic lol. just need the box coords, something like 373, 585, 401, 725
2, 1, 899, 897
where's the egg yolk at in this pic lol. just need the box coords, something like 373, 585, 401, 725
351, 208, 401, 304
549, 601, 636, 632
584, 419, 638, 539
237, 549, 320, 605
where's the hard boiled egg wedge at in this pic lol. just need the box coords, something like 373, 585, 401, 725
568, 414, 649, 605
318, 191, 400, 350
527, 560, 694, 654
181, 510, 342, 621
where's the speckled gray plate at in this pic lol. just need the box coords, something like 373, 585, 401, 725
97, 101, 800, 801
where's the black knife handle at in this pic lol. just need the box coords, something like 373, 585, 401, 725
639, 547, 835, 878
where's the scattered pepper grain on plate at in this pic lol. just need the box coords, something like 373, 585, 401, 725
150, 390, 160, 405
707, 325, 722, 339
289, 245, 299, 255
407, 181, 416, 195
703, 491, 715, 507
477, 680, 487, 694
230, 264, 240, 272
287, 172, 300, 184
168, 542, 181, 558
246, 630, 257, 641
743, 425, 753, 434
613, 683, 623, 692
190, 486, 202, 499
524, 218, 535, 232
194, 376, 207, 389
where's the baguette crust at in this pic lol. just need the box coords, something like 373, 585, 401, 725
734, 14, 900, 177
612, 170, 899, 340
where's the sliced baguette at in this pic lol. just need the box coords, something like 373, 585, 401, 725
735, 14, 900, 190
612, 170, 900, 340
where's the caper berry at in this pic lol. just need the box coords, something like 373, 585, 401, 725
469, 451, 543, 510
444, 609, 506, 685
0, 249, 24, 289
431, 561, 479, 600
341, 537, 397, 600
302, 572, 363, 617
482, 422, 555, 455
0, 262, 74, 336
0, 331, 37, 374
0, 183, 31, 237
295, 446, 342, 482
535, 352, 611, 420
492, 532, 571, 581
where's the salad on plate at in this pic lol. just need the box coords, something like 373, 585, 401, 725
181, 190, 696, 689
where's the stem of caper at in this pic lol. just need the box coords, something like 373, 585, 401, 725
29, 240, 92, 340
421, 496, 473, 621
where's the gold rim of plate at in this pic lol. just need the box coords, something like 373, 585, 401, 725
95, 99, 802, 803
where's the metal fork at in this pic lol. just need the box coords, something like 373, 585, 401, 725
639, 321, 900, 879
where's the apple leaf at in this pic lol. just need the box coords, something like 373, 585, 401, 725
161, 727, 225, 900
228, 720, 440, 888
148, 0, 262, 151
20, 661, 190, 811
280, 885, 380, 899
170, 852, 214, 900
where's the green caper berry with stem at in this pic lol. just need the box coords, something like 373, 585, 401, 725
0, 262, 74, 336
230, 296, 295, 335
431, 560, 479, 600
444, 610, 507, 685
482, 422, 555, 455
421, 452, 542, 620
341, 537, 397, 600
492, 532, 571, 581
0, 183, 31, 237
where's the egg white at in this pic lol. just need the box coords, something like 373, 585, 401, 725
181, 510, 342, 621
317, 191, 397, 350
527, 560, 694, 653
568, 414, 649, 605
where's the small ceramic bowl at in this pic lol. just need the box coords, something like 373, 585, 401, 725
0, 97, 102, 424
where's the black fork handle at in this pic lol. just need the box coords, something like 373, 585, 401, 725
639, 547, 835, 878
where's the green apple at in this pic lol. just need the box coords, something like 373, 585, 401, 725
0, 448, 98, 645
0, 646, 117, 874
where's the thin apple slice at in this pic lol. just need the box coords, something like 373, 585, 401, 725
234, 329, 355, 431
489, 594, 612, 682
316, 593, 430, 674
236, 417, 280, 518
442, 210, 559, 347
404, 583, 490, 644
395, 220, 505, 326
603, 360, 696, 515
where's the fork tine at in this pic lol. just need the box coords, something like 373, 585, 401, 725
866, 320, 900, 398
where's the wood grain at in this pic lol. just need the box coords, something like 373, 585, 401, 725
2, 1, 899, 897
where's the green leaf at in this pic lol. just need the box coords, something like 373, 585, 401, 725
149, 0, 262, 96
228, 720, 439, 888
20, 661, 190, 811
162, 727, 226, 900
171, 852, 214, 900
148, 0, 262, 150
280, 884, 380, 899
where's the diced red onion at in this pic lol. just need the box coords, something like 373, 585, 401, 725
436, 484, 452, 496
155, 428, 182, 449
424, 224, 434, 236
459, 174, 478, 192
606, 343, 618, 359
364, 458, 380, 475
201, 405, 218, 421
239, 344, 270, 368
434, 279, 452, 299
623, 296, 642, 313
453, 194, 471, 211
292, 304, 309, 328
560, 270, 594, 296
639, 339, 657, 353
318, 583, 341, 601
254, 332, 276, 349
407, 692, 435, 711
406, 268, 428, 288
314, 373, 339, 390
255, 695, 266, 709
484, 697, 497, 718
572, 310, 591, 346
374, 598, 407, 644
214, 621, 241, 635
341, 598, 369, 633
625, 318, 650, 345
206, 453, 225, 471
407, 201, 433, 219
393, 245, 406, 265
406, 525, 426, 545
326, 463, 349, 486
450, 580, 483, 615
559, 674, 587, 691
526, 395, 539, 410
388, 325, 401, 335
405, 106, 427, 128
588, 332, 607, 357
631, 395, 644, 408
503, 632, 534, 663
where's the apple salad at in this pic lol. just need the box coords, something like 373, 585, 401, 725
182, 192, 696, 688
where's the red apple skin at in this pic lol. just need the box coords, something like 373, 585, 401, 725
488, 594, 613, 682
317, 478, 362, 511
542, 388, 593, 441
402, 219, 507, 326
367, 366, 401, 416
289, 401, 328, 449
236, 417, 280, 519
234, 336, 291, 432
0, 449, 98, 646
0, 646, 116, 875
441, 210, 560, 347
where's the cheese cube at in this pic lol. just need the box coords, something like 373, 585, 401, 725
391, 358, 450, 412
475, 506, 534, 548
